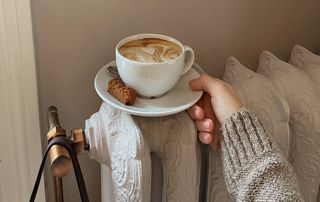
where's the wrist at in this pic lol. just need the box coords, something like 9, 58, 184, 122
219, 104, 243, 125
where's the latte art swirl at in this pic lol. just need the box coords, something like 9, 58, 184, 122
119, 38, 182, 63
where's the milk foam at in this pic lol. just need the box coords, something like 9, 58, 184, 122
119, 38, 182, 63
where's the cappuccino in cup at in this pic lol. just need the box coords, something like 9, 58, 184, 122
115, 33, 195, 98
118, 38, 182, 63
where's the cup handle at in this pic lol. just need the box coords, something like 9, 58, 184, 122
181, 45, 195, 75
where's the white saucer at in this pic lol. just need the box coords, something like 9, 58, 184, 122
94, 61, 203, 117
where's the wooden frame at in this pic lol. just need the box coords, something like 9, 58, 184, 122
0, 0, 45, 201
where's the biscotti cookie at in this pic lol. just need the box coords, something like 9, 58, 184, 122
107, 78, 137, 105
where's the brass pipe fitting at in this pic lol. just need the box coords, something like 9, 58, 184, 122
47, 106, 89, 177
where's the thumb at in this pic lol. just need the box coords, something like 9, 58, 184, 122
189, 77, 203, 91
189, 74, 218, 95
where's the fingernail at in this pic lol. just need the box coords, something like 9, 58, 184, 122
205, 120, 211, 129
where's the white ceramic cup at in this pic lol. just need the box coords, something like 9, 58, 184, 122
115, 33, 195, 98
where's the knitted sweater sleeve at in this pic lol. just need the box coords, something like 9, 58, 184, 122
220, 107, 304, 201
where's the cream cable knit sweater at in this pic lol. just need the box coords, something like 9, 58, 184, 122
221, 107, 304, 201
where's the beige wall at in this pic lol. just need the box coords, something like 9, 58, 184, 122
30, 0, 320, 201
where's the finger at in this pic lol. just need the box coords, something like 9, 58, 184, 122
187, 105, 205, 120
195, 119, 214, 132
189, 74, 223, 96
198, 132, 213, 144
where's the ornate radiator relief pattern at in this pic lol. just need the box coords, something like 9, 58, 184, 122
207, 149, 232, 202
88, 103, 200, 202
86, 103, 151, 202
134, 111, 200, 202
257, 51, 320, 202
290, 45, 320, 90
